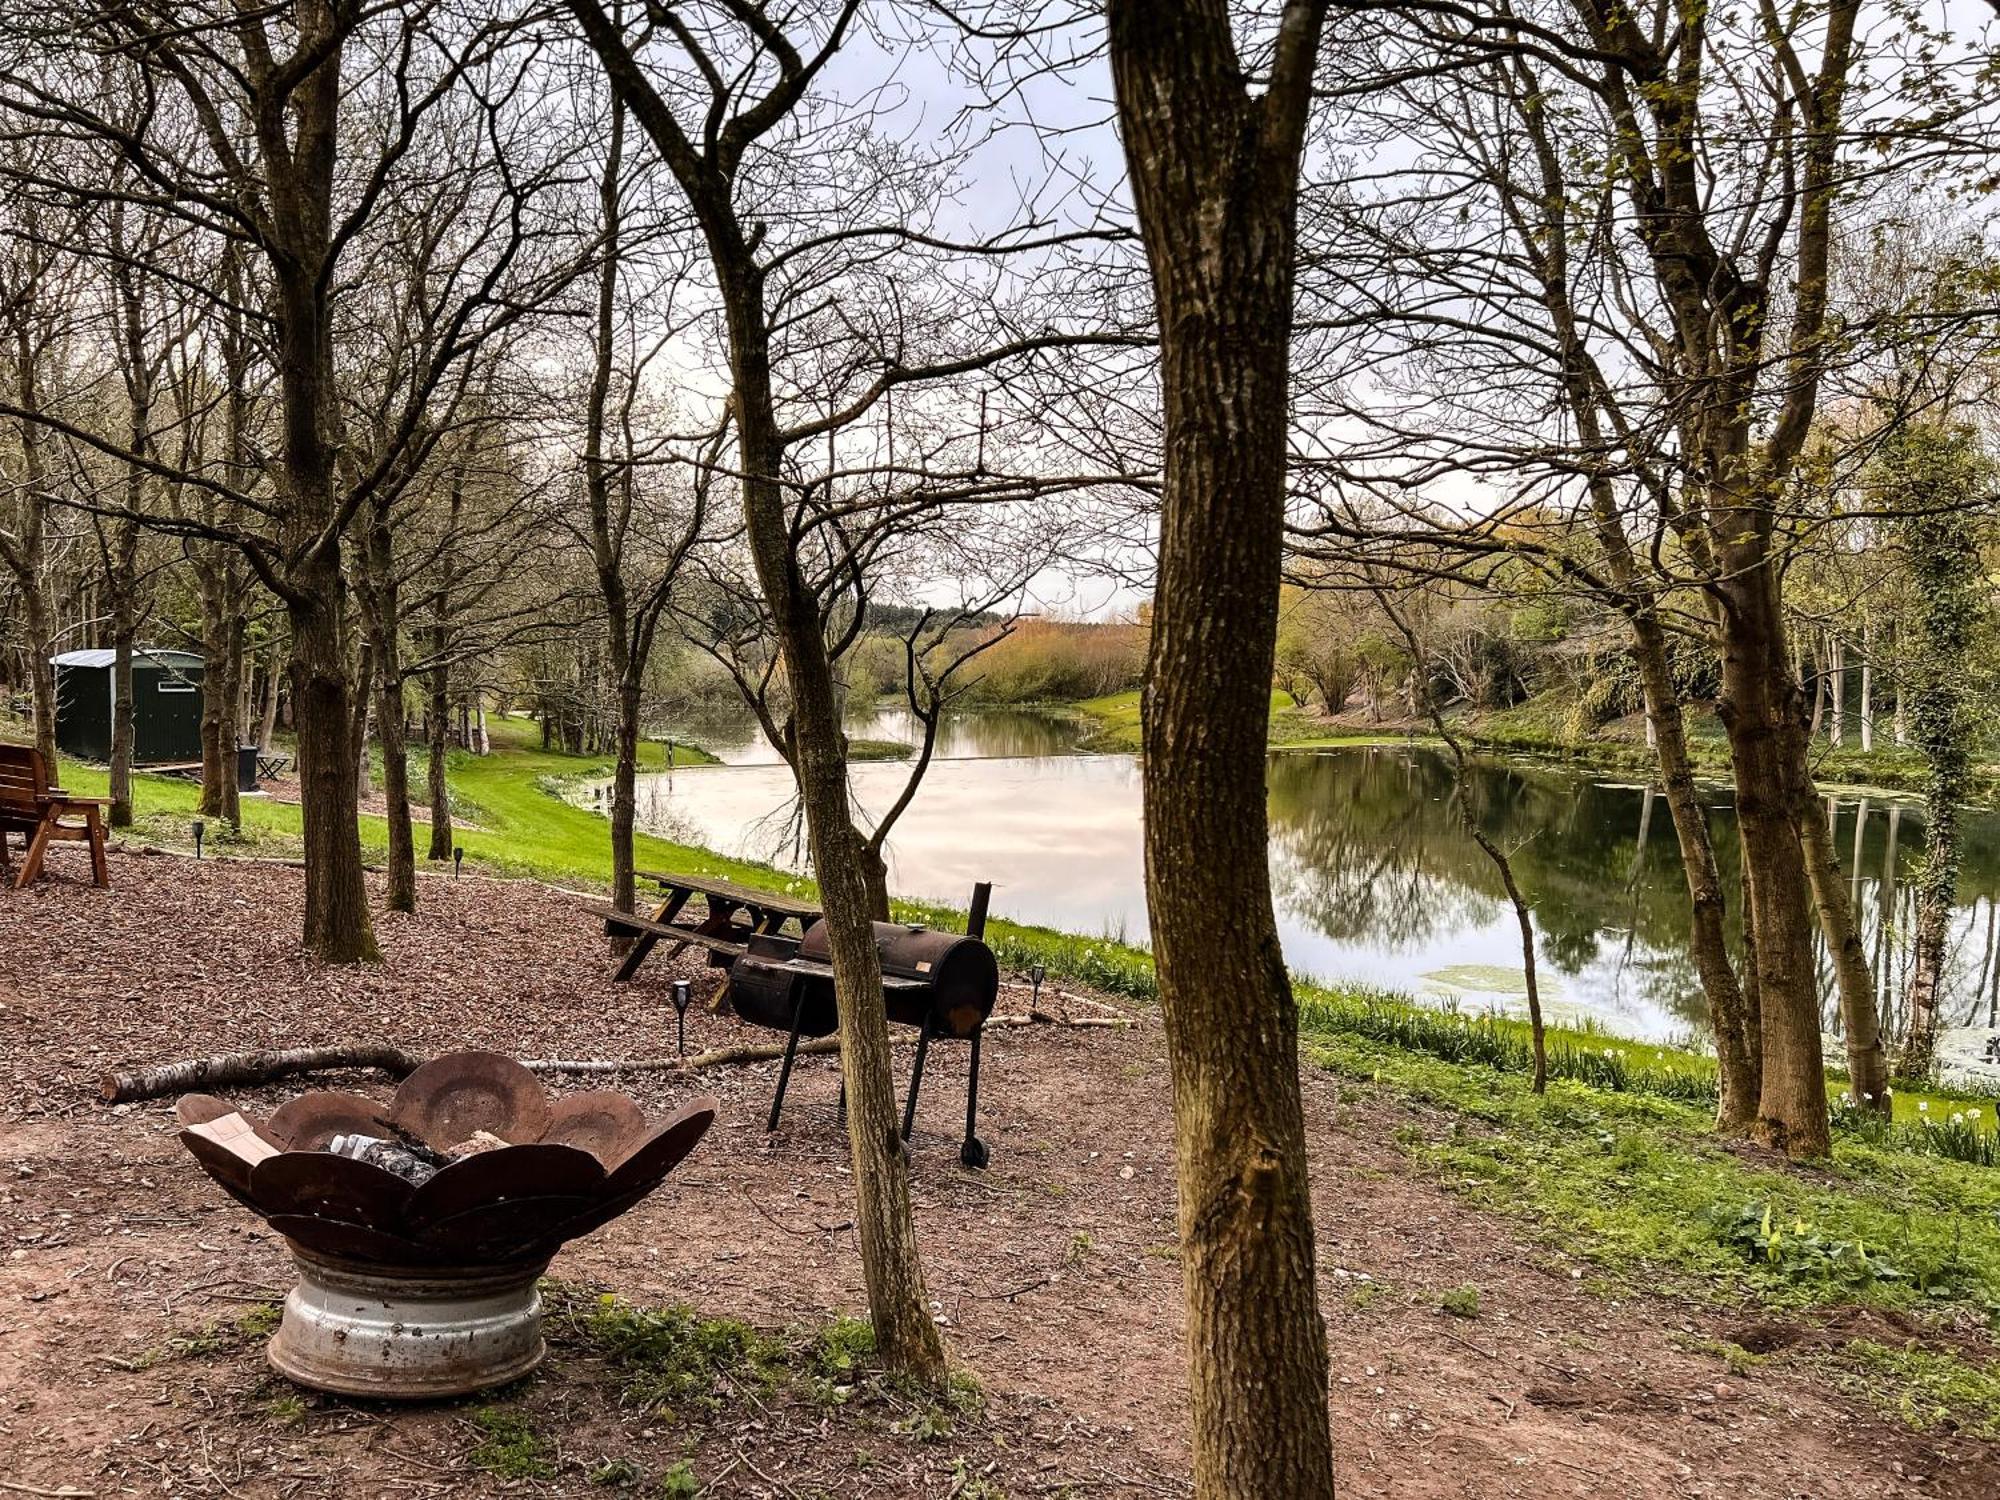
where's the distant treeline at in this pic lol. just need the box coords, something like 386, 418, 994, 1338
846, 617, 1147, 705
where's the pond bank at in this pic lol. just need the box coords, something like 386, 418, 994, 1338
1055, 687, 2000, 803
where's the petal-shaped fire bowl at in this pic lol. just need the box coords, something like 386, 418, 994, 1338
171, 1051, 716, 1398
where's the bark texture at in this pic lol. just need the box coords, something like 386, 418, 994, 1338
1109, 4, 1337, 1495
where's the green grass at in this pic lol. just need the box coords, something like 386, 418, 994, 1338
55, 714, 789, 895
1072, 690, 1143, 751
134, 1301, 283, 1369
1072, 688, 1311, 753
549, 1284, 902, 1418
1839, 1339, 2000, 1437
1307, 1032, 2000, 1321
467, 1408, 557, 1480
847, 737, 914, 761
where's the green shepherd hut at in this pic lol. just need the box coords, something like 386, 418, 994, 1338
52, 648, 205, 764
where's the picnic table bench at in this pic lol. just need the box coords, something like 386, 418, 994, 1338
583, 870, 822, 1006
256, 751, 291, 782
0, 744, 109, 889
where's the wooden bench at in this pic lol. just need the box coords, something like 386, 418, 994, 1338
0, 744, 109, 890
613, 871, 822, 986
575, 901, 751, 962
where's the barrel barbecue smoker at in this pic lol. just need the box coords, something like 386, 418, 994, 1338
727, 883, 1000, 1167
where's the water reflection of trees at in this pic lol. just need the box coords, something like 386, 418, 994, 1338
1265, 748, 2000, 1039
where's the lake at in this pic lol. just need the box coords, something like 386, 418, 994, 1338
608, 710, 2000, 1053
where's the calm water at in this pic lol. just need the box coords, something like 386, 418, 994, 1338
660, 704, 1083, 765
613, 715, 2000, 1049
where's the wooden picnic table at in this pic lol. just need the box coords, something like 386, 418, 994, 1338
600, 870, 821, 996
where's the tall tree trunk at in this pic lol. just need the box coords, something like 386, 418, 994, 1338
1714, 565, 1830, 1157
290, 574, 377, 964
563, 2, 948, 1382
221, 614, 243, 827
362, 505, 415, 913
1798, 791, 1890, 1108
267, 2, 374, 963
1808, 642, 1826, 740
1828, 634, 1844, 747
259, 645, 282, 751
1110, 4, 1339, 1494
1630, 615, 1759, 1129
1890, 429, 1985, 1078
108, 578, 137, 826
426, 661, 453, 860
196, 565, 236, 819
726, 264, 945, 1383
1858, 621, 1874, 753
611, 676, 639, 915
376, 668, 413, 912
5, 325, 57, 771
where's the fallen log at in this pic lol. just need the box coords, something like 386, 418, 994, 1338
102, 1043, 422, 1102
102, 1007, 1113, 1106
102, 1035, 869, 1103
986, 1010, 1131, 1029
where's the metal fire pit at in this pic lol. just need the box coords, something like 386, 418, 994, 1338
725, 883, 1000, 1167
173, 1051, 716, 1398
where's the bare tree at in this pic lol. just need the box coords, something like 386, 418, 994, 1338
0, 2, 579, 957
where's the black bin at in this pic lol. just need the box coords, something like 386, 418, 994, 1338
237, 745, 259, 793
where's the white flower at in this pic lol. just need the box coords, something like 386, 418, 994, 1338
1951, 1112, 1965, 1124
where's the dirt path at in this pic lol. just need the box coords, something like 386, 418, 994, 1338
1, 853, 1989, 1497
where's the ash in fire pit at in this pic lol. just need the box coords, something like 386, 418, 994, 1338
174, 1050, 715, 1399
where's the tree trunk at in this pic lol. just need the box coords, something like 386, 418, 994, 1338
1808, 645, 1826, 740
1828, 634, 1844, 747
1110, 5, 1338, 1494
1798, 791, 1890, 1108
611, 676, 639, 915
5, 323, 58, 772
1858, 622, 1874, 753
221, 615, 243, 826
726, 266, 945, 1381
259, 646, 282, 751
1630, 617, 1759, 1129
426, 662, 453, 860
1715, 567, 1829, 1157
109, 631, 135, 825
18, 565, 56, 771
376, 667, 414, 913
363, 505, 415, 914
290, 577, 378, 964
860, 842, 892, 924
